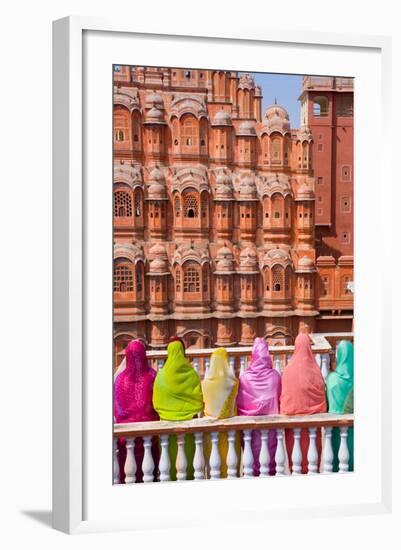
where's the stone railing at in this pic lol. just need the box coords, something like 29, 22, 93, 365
113, 413, 353, 483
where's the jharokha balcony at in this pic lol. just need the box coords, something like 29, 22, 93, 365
113, 334, 354, 483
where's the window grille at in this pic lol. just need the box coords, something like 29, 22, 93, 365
183, 267, 200, 293
114, 265, 133, 292
114, 191, 132, 217
184, 194, 199, 218
272, 266, 283, 292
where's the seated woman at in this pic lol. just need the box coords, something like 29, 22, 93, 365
326, 340, 354, 471
237, 337, 281, 476
202, 348, 239, 478
280, 332, 326, 474
114, 339, 159, 483
153, 340, 203, 480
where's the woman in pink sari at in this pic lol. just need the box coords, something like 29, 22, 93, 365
280, 333, 327, 474
237, 338, 281, 475
114, 339, 159, 483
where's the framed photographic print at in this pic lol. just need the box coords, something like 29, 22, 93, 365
53, 17, 392, 534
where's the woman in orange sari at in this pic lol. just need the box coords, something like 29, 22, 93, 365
280, 333, 326, 473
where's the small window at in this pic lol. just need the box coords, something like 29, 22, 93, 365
184, 70, 191, 79
317, 143, 323, 152
115, 130, 124, 142
341, 196, 351, 212
341, 165, 352, 181
114, 65, 122, 72
313, 96, 329, 117
317, 176, 324, 185
341, 231, 350, 243
274, 211, 280, 219
133, 134, 139, 142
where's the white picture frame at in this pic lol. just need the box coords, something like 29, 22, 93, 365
52, 16, 393, 534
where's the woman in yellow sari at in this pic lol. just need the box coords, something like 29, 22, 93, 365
202, 348, 239, 478
153, 340, 203, 480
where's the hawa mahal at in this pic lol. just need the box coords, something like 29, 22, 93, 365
113, 66, 354, 367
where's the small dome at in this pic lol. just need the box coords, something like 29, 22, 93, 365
145, 91, 164, 109
238, 175, 257, 200
239, 246, 258, 271
262, 104, 291, 135
215, 173, 233, 200
215, 245, 234, 272
148, 181, 166, 199
149, 256, 169, 274
144, 106, 166, 125
236, 120, 257, 137
149, 242, 167, 259
212, 110, 232, 127
148, 166, 165, 183
297, 256, 316, 273
238, 74, 255, 90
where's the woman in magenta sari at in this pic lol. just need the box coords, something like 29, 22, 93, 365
114, 339, 159, 483
237, 337, 281, 475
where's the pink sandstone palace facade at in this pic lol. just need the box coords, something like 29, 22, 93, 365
113, 66, 354, 368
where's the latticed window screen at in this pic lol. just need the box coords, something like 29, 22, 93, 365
114, 191, 132, 217
114, 265, 133, 292
183, 267, 200, 293
181, 117, 198, 147
175, 270, 181, 291
271, 138, 281, 161
174, 195, 181, 217
184, 194, 199, 218
134, 191, 142, 217
272, 266, 284, 292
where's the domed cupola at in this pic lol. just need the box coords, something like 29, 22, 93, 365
146, 167, 168, 239
262, 104, 291, 135
145, 91, 164, 110
212, 110, 233, 127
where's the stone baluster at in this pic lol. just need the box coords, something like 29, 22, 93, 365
142, 436, 155, 482
204, 358, 210, 378
321, 354, 330, 381
239, 356, 246, 375
159, 434, 170, 482
192, 357, 199, 376
323, 427, 334, 473
210, 432, 221, 480
274, 355, 282, 375
339, 427, 350, 472
157, 359, 164, 371
193, 432, 205, 480
229, 356, 236, 376
113, 438, 120, 484
292, 428, 302, 475
307, 427, 319, 474
275, 429, 286, 476
259, 430, 270, 477
227, 430, 238, 479
124, 437, 137, 484
315, 353, 322, 368
243, 429, 254, 477
176, 434, 187, 481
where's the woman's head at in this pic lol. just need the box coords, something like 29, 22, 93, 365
168, 336, 186, 355
125, 339, 148, 373
336, 340, 354, 379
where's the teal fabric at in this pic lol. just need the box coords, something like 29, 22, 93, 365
326, 340, 354, 472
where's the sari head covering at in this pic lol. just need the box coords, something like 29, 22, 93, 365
168, 335, 186, 354
280, 333, 326, 415
153, 340, 203, 421
237, 337, 281, 416
114, 339, 158, 423
327, 340, 354, 413
202, 348, 239, 419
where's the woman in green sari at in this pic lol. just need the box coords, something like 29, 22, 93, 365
326, 339, 354, 472
153, 340, 204, 480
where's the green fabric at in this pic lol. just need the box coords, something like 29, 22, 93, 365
153, 341, 204, 421
153, 340, 203, 480
326, 340, 354, 472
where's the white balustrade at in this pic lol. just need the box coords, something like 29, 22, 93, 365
193, 432, 205, 480
239, 356, 246, 375
142, 436, 155, 483
124, 437, 137, 484
159, 434, 170, 482
243, 429, 254, 478
113, 438, 120, 484
176, 434, 187, 481
259, 430, 270, 477
275, 429, 286, 476
209, 432, 221, 480
321, 354, 330, 381
307, 427, 319, 474
339, 427, 350, 472
323, 427, 333, 473
192, 357, 199, 375
157, 359, 164, 371
274, 355, 282, 375
204, 358, 210, 378
292, 428, 302, 475
229, 356, 236, 376
227, 430, 238, 479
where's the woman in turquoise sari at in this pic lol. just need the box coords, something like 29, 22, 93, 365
326, 340, 354, 472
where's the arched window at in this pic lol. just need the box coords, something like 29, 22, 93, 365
135, 264, 143, 294
181, 115, 198, 149
271, 137, 281, 163
115, 130, 124, 141
132, 111, 141, 150
272, 265, 284, 292
114, 264, 133, 292
183, 265, 200, 293
201, 192, 208, 219
174, 195, 181, 218
114, 190, 132, 217
313, 96, 329, 117
175, 269, 181, 292
285, 266, 291, 292
134, 189, 142, 217
114, 106, 130, 144
184, 193, 199, 218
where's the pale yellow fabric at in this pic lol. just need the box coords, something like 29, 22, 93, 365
202, 348, 239, 478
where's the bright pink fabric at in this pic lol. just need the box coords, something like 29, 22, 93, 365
280, 333, 327, 473
114, 340, 159, 482
237, 337, 281, 475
